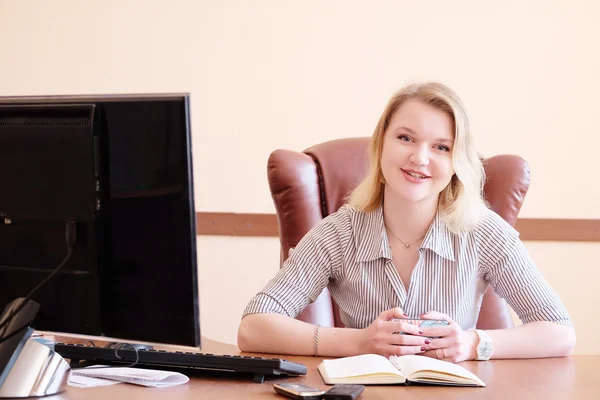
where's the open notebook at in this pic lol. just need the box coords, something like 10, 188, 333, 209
318, 354, 485, 387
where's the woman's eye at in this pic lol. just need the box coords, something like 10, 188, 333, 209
398, 135, 412, 142
436, 145, 450, 152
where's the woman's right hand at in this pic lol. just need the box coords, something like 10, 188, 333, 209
359, 308, 429, 358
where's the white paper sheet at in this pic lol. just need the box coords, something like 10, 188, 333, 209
69, 366, 189, 388
68, 374, 123, 388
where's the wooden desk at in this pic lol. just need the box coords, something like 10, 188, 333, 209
53, 337, 600, 400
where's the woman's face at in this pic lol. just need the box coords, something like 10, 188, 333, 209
380, 98, 455, 206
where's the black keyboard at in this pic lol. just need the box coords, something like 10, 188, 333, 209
54, 342, 307, 383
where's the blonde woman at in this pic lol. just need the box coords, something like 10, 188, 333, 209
237, 82, 575, 363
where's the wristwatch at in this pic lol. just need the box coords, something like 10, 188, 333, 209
474, 329, 494, 361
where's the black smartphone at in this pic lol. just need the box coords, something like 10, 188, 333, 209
322, 384, 365, 400
273, 382, 326, 400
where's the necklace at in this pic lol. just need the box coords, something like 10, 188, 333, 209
385, 225, 426, 249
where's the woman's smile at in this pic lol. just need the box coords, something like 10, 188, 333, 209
401, 168, 431, 183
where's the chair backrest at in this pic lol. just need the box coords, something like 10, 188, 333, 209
267, 137, 531, 329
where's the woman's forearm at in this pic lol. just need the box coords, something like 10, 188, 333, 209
238, 313, 364, 357
484, 321, 576, 359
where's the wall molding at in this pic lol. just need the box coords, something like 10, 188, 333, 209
513, 218, 600, 242
196, 212, 600, 242
196, 212, 278, 237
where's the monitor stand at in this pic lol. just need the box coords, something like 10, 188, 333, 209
0, 299, 70, 399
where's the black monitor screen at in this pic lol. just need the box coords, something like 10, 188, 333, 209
0, 94, 200, 348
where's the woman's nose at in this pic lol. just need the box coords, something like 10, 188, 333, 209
409, 145, 430, 166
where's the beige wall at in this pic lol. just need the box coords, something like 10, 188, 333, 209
2, 0, 599, 354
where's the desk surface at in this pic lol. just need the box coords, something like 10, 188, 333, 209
54, 336, 600, 400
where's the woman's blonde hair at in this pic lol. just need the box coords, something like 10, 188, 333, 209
347, 81, 486, 234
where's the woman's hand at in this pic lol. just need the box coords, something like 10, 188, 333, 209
359, 308, 431, 358
418, 311, 479, 363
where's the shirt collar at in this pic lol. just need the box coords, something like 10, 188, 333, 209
351, 203, 455, 262
421, 211, 455, 261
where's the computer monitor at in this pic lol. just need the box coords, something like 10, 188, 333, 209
0, 94, 200, 348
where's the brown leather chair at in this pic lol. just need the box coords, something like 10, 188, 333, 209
267, 137, 530, 330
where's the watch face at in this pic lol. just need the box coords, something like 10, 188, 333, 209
478, 340, 493, 359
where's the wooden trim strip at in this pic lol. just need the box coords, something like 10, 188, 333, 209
514, 218, 600, 242
196, 212, 600, 242
196, 212, 278, 237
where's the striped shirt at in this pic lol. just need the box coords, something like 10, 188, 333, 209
242, 203, 572, 330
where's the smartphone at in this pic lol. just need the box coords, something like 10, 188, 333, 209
391, 318, 449, 338
322, 384, 365, 400
273, 383, 326, 400
391, 318, 450, 328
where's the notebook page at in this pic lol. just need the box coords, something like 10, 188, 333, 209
389, 355, 483, 384
323, 354, 404, 378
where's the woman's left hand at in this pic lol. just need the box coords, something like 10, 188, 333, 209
417, 311, 479, 363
